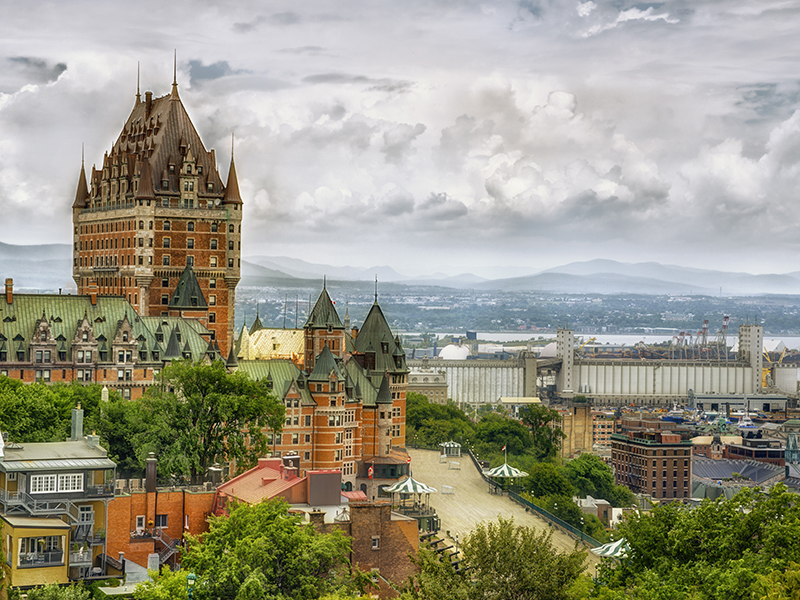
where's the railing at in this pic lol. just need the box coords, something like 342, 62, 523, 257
153, 528, 180, 563
0, 488, 22, 504
87, 484, 114, 497
465, 448, 602, 548
18, 551, 64, 568
69, 551, 92, 565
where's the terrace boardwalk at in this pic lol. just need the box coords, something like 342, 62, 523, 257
408, 448, 602, 572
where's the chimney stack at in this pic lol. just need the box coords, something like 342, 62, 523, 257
145, 452, 157, 493
145, 91, 153, 117
70, 404, 84, 441
5, 279, 12, 305
87, 278, 98, 305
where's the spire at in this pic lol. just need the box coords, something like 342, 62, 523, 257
135, 158, 155, 199
222, 137, 242, 204
171, 50, 179, 100
169, 265, 208, 309
136, 62, 141, 104
374, 275, 378, 304
72, 152, 89, 209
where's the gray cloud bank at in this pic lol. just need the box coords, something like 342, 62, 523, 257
2, 0, 800, 277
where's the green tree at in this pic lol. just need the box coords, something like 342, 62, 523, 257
522, 462, 573, 498
24, 584, 91, 600
116, 360, 283, 482
134, 569, 193, 600
403, 516, 586, 600
473, 413, 533, 456
176, 499, 366, 600
520, 405, 565, 459
563, 454, 635, 508
598, 485, 800, 599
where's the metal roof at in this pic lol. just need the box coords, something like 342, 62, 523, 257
0, 457, 116, 472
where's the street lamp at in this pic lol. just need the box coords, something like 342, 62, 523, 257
580, 517, 584, 542
187, 572, 197, 600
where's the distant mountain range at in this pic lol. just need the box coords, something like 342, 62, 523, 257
4, 243, 800, 296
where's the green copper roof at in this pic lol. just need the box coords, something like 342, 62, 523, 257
376, 374, 392, 404
236, 359, 315, 405
304, 286, 343, 329
308, 344, 344, 382
170, 265, 208, 310
354, 302, 407, 375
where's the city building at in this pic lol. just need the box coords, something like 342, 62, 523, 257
556, 397, 593, 459
235, 287, 410, 496
592, 411, 617, 446
610, 430, 694, 499
408, 357, 448, 404
722, 437, 785, 466
0, 407, 120, 591
0, 281, 219, 400
71, 74, 242, 356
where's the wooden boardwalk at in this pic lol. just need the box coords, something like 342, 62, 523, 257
408, 448, 601, 572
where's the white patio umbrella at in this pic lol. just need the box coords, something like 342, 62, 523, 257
485, 463, 529, 478
591, 538, 630, 558
385, 476, 437, 494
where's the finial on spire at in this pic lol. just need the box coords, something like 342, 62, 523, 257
231, 132, 235, 158
374, 275, 378, 303
136, 62, 141, 103
323, 275, 327, 289
81, 143, 85, 167
171, 50, 179, 98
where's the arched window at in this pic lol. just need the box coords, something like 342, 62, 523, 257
229, 224, 234, 233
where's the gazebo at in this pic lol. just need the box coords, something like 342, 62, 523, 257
384, 476, 439, 532
439, 440, 462, 457
484, 462, 528, 494
591, 538, 630, 559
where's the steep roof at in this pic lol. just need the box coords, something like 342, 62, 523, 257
304, 286, 342, 329
236, 359, 315, 405
354, 301, 407, 374
308, 344, 344, 382
72, 162, 89, 209
223, 156, 243, 204
249, 309, 263, 335
170, 265, 208, 310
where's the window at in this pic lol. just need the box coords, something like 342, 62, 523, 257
163, 237, 170, 248
209, 295, 216, 305
209, 278, 216, 289
135, 515, 146, 531
163, 255, 170, 266
30, 474, 57, 493
209, 313, 216, 323
305, 434, 311, 442
371, 537, 380, 550
58, 473, 83, 492
228, 240, 234, 250
161, 294, 169, 305
335, 449, 342, 461
292, 433, 299, 445
36, 350, 43, 363
187, 256, 194, 267
188, 222, 195, 231
228, 258, 234, 267
304, 452, 310, 460
162, 278, 169, 288
187, 238, 194, 249
155, 514, 167, 528
164, 221, 170, 231
305, 415, 311, 426
210, 256, 217, 267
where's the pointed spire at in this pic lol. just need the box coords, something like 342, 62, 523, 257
222, 138, 242, 204
374, 275, 378, 304
136, 62, 141, 104
171, 50, 179, 100
72, 152, 89, 209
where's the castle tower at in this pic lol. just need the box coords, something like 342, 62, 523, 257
72, 74, 242, 356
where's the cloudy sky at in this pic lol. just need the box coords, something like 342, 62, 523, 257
2, 1, 800, 279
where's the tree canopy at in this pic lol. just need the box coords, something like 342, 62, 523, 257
596, 484, 800, 599
135, 499, 367, 600
403, 516, 587, 600
520, 404, 566, 460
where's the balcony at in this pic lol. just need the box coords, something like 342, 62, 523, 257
69, 551, 92, 566
18, 550, 64, 568
86, 484, 114, 498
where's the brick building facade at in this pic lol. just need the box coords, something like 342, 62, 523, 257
611, 431, 693, 499
236, 287, 410, 494
71, 75, 241, 356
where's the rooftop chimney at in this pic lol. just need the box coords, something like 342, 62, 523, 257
86, 431, 100, 448
87, 278, 98, 306
70, 404, 84, 441
145, 452, 157, 493
145, 91, 153, 117
5, 279, 12, 305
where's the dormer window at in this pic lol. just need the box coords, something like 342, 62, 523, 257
40, 333, 46, 342
207, 183, 214, 192
186, 165, 192, 174
382, 342, 389, 353
122, 332, 128, 342
197, 165, 203, 175
162, 180, 168, 190
82, 332, 88, 342
169, 165, 175, 174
